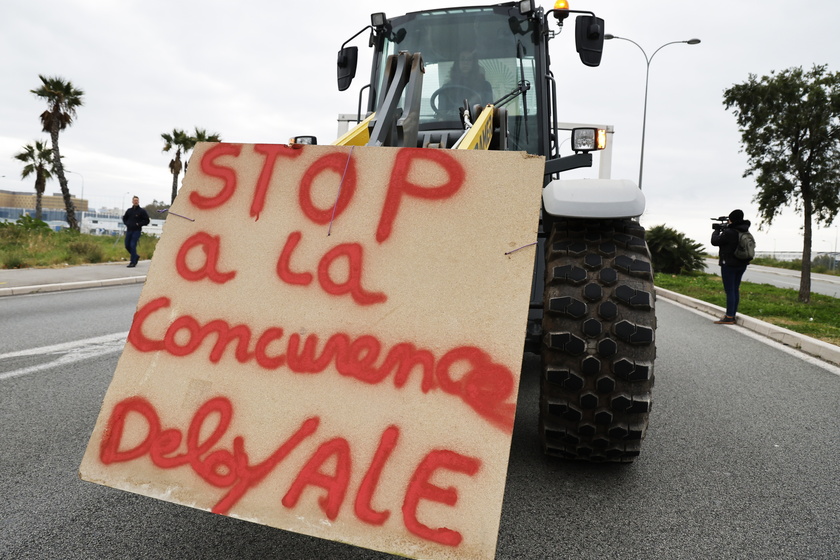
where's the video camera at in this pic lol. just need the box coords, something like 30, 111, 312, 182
711, 216, 729, 231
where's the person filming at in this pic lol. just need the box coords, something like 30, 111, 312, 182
710, 209, 753, 324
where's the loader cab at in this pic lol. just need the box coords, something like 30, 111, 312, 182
360, 4, 548, 155
337, 2, 605, 161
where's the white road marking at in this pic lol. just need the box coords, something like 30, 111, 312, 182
0, 331, 128, 381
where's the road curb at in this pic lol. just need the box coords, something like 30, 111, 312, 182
656, 286, 840, 367
0, 276, 146, 297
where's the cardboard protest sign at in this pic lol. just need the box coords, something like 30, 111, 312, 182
80, 143, 544, 560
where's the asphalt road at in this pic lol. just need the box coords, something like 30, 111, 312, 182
1, 284, 839, 559
704, 258, 840, 298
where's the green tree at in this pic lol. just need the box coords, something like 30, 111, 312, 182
646, 224, 706, 274
162, 127, 221, 204
13, 140, 55, 221
143, 199, 169, 219
723, 64, 840, 303
31, 75, 84, 231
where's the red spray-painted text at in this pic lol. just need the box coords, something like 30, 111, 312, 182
101, 396, 481, 547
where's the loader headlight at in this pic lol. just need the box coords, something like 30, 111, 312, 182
518, 0, 535, 15
571, 127, 606, 153
371, 12, 387, 28
291, 136, 318, 145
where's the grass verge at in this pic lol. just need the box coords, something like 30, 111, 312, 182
0, 217, 158, 268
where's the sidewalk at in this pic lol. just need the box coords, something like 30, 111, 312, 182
1, 261, 838, 367
0, 260, 149, 296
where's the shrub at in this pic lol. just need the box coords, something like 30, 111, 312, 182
1, 251, 26, 269
15, 215, 52, 233
646, 224, 706, 274
66, 240, 106, 264
136, 233, 157, 260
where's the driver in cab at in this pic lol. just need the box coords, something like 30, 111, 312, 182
440, 49, 494, 115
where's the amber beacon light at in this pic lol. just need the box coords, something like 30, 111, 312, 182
553, 0, 570, 21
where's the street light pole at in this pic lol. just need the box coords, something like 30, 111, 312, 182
121, 191, 130, 236
66, 170, 85, 207
605, 35, 700, 190
66, 170, 86, 230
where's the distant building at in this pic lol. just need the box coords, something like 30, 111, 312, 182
0, 188, 89, 212
80, 213, 164, 237
0, 188, 163, 236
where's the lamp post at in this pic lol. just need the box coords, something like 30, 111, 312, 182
66, 170, 85, 211
121, 191, 131, 234
65, 170, 86, 232
605, 34, 700, 190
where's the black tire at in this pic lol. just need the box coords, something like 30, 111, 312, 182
540, 218, 656, 462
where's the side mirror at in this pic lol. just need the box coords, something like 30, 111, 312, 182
575, 15, 604, 67
337, 46, 358, 91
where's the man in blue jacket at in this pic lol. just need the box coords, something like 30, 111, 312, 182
711, 209, 752, 324
122, 196, 150, 268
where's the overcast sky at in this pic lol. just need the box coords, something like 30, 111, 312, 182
2, 0, 839, 253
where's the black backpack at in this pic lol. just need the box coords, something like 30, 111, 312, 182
734, 231, 756, 261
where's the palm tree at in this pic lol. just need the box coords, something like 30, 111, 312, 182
13, 141, 56, 221
646, 224, 706, 274
161, 128, 190, 204
184, 127, 222, 175
31, 75, 84, 231
162, 127, 222, 204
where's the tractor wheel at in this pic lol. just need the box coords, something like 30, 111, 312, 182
540, 218, 656, 462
